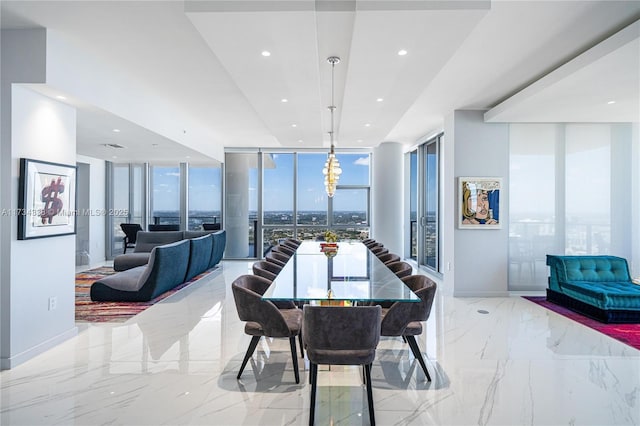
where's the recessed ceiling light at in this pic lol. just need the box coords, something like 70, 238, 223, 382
364, 123, 371, 127
186, 155, 190, 159
398, 49, 408, 56
357, 139, 363, 143
261, 51, 271, 57
298, 139, 303, 143
291, 124, 297, 127
376, 98, 383, 102
281, 98, 288, 103
112, 156, 117, 159
607, 100, 616, 104
112, 128, 120, 133
56, 95, 67, 100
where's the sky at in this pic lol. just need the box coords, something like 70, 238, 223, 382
151, 153, 370, 212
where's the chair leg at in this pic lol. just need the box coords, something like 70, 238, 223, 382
237, 336, 261, 379
289, 337, 300, 384
364, 364, 375, 426
309, 363, 318, 426
362, 365, 367, 385
405, 335, 431, 381
298, 333, 304, 358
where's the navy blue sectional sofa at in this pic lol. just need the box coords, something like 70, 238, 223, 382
90, 230, 226, 302
546, 255, 640, 323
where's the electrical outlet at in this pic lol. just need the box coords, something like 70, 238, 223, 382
48, 296, 57, 311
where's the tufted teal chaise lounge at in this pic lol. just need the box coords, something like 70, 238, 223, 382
546, 255, 640, 323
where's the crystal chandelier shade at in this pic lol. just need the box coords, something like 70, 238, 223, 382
323, 56, 342, 198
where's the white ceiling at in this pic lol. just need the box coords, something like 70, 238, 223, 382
2, 1, 639, 164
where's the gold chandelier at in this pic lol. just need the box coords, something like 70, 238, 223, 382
323, 56, 342, 198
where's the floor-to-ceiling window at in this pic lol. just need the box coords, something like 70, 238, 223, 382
106, 162, 146, 258
331, 153, 370, 240
263, 153, 295, 252
423, 141, 439, 269
296, 153, 329, 240
188, 165, 222, 231
408, 150, 418, 261
150, 165, 180, 226
225, 150, 371, 259
110, 164, 130, 256
509, 123, 638, 290
106, 162, 222, 258
405, 134, 441, 272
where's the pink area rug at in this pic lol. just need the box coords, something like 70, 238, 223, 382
523, 296, 640, 351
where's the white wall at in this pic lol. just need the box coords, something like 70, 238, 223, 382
76, 155, 106, 268
4, 85, 78, 369
1, 29, 49, 369
448, 110, 510, 297
372, 142, 403, 255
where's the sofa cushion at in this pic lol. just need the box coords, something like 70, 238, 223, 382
185, 234, 213, 281
91, 239, 190, 302
134, 231, 184, 253
113, 252, 151, 272
209, 230, 226, 269
141, 239, 191, 299
561, 281, 640, 310
562, 257, 631, 282
90, 265, 147, 298
184, 230, 215, 239
547, 255, 632, 292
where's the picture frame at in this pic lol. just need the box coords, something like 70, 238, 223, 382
18, 158, 77, 240
458, 177, 502, 229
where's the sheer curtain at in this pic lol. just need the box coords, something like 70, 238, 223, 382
509, 123, 638, 291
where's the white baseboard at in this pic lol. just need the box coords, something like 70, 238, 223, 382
1, 326, 78, 370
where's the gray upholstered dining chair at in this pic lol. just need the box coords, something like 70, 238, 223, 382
377, 252, 401, 265
267, 251, 290, 266
265, 252, 287, 268
252, 260, 291, 306
231, 275, 302, 384
303, 305, 382, 426
281, 240, 300, 250
380, 275, 437, 381
272, 244, 295, 257
252, 260, 282, 282
370, 246, 389, 257
284, 238, 302, 247
385, 261, 413, 279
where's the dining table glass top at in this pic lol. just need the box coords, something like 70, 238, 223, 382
262, 241, 419, 302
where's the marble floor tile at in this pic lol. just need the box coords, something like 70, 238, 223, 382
2, 260, 639, 425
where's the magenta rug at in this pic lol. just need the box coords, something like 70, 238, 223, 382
523, 296, 640, 351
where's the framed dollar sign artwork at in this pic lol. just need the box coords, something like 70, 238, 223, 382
18, 158, 77, 240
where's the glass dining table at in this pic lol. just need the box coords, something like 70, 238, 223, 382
262, 240, 419, 303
